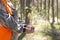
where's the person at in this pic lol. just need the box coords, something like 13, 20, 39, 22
0, 0, 34, 40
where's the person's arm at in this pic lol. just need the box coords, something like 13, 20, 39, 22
1, 0, 12, 15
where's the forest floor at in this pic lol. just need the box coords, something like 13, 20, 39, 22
20, 19, 60, 40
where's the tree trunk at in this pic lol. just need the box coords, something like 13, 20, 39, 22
48, 0, 50, 22
37, 0, 39, 12
40, 0, 42, 14
25, 0, 31, 24
56, 0, 58, 23
20, 0, 25, 20
44, 0, 46, 18
44, 0, 46, 10
52, 0, 54, 24
32, 0, 34, 6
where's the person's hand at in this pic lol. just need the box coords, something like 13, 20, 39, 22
25, 24, 34, 34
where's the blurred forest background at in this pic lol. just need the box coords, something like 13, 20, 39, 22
12, 0, 60, 40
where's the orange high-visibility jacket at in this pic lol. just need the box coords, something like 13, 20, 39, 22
1, 0, 13, 15
0, 0, 13, 40
0, 25, 12, 40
